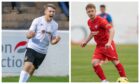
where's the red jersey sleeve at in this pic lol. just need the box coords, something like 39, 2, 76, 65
100, 18, 112, 29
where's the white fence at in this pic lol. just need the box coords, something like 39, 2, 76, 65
2, 30, 69, 77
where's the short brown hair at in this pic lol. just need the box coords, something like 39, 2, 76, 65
100, 4, 106, 8
86, 3, 96, 10
44, 4, 56, 10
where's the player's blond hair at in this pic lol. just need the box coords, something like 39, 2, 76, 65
86, 3, 96, 10
44, 4, 56, 10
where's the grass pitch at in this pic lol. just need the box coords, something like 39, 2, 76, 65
71, 44, 138, 82
2, 76, 69, 82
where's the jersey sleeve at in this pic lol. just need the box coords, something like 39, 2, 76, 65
52, 23, 58, 37
107, 14, 112, 23
100, 18, 112, 29
29, 18, 38, 32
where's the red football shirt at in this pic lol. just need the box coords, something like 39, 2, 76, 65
88, 16, 112, 47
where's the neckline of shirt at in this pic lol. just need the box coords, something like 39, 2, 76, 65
43, 16, 53, 24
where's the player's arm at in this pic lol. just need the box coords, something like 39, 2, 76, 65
107, 14, 113, 26
81, 20, 99, 47
26, 18, 37, 39
50, 24, 61, 45
81, 32, 94, 47
26, 31, 36, 39
105, 25, 115, 48
100, 19, 114, 48
110, 22, 113, 27
51, 36, 61, 45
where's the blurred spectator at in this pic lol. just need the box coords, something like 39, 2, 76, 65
2, 2, 69, 30
99, 4, 113, 26
58, 2, 69, 20
11, 2, 21, 14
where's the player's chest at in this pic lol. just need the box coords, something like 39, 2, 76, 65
89, 22, 101, 31
36, 23, 54, 33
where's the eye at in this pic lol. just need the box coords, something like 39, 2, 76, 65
87, 11, 90, 13
52, 11, 55, 13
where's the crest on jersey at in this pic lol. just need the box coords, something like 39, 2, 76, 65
40, 23, 43, 26
95, 25, 98, 29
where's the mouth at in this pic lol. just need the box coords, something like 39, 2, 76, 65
89, 15, 93, 18
49, 15, 53, 18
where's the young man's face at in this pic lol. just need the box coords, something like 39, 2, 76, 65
44, 7, 55, 19
100, 7, 105, 13
86, 8, 96, 19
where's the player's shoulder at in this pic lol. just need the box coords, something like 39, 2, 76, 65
96, 16, 103, 20
97, 16, 107, 22
96, 16, 108, 26
94, 16, 104, 23
32, 16, 43, 23
51, 20, 58, 30
51, 20, 58, 27
87, 16, 103, 24
105, 13, 112, 18
106, 13, 111, 16
87, 19, 92, 26
36, 16, 44, 21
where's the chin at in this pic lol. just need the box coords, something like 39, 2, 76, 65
90, 16, 95, 19
89, 16, 92, 18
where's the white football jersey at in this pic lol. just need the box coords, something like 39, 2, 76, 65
27, 16, 58, 54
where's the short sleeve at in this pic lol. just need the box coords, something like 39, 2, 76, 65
52, 23, 58, 37
29, 18, 38, 32
107, 14, 112, 23
100, 19, 112, 29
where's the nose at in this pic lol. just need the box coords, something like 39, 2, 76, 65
50, 11, 54, 14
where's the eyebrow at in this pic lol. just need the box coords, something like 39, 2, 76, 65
49, 10, 55, 12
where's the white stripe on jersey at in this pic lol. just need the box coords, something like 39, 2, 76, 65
111, 45, 114, 51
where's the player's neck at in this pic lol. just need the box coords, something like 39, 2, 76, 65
102, 12, 106, 14
45, 16, 52, 22
90, 16, 96, 22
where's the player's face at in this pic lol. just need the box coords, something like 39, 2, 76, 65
86, 8, 96, 19
44, 7, 55, 19
100, 7, 105, 13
